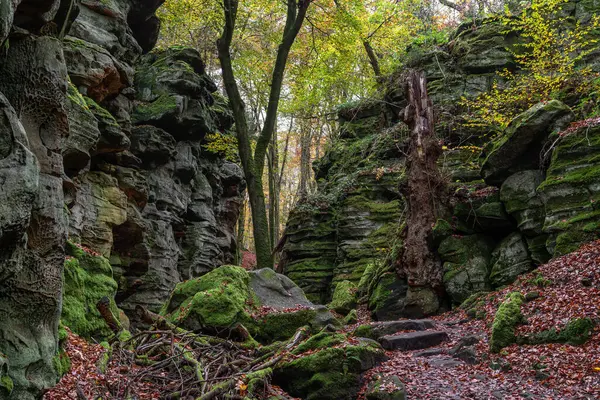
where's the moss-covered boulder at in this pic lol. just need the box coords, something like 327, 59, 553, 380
368, 272, 408, 321
273, 335, 385, 400
328, 280, 358, 315
438, 234, 495, 304
62, 241, 126, 339
490, 292, 524, 353
481, 100, 574, 185
161, 266, 337, 343
489, 232, 533, 287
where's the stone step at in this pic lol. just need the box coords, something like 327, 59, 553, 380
379, 331, 449, 351
368, 319, 436, 339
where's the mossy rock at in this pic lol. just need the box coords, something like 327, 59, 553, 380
481, 100, 573, 185
368, 272, 408, 320
439, 234, 495, 304
162, 266, 337, 343
525, 318, 595, 346
328, 280, 358, 315
489, 232, 533, 288
61, 241, 123, 339
273, 337, 385, 400
490, 292, 524, 353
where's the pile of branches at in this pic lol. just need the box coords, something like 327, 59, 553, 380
68, 306, 304, 400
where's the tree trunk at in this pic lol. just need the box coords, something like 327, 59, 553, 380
217, 0, 310, 269
397, 70, 446, 317
268, 129, 280, 251
297, 117, 312, 199
236, 194, 247, 264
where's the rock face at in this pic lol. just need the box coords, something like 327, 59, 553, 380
280, 0, 600, 319
0, 1, 244, 398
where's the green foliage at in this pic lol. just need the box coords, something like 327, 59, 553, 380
461, 0, 600, 128
490, 292, 524, 352
202, 132, 239, 162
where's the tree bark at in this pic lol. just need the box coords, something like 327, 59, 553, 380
397, 70, 446, 317
363, 40, 382, 79
217, 0, 310, 269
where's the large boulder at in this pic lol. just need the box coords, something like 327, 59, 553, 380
273, 333, 385, 400
481, 100, 573, 185
161, 266, 338, 343
489, 232, 533, 287
438, 234, 495, 304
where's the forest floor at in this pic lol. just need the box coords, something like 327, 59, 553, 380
45, 241, 600, 400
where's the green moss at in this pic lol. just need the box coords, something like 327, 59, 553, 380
293, 332, 347, 355
67, 83, 88, 109
52, 350, 71, 377
84, 97, 119, 127
490, 292, 524, 353
132, 94, 178, 123
432, 219, 453, 245
253, 309, 316, 343
246, 368, 273, 395
528, 318, 595, 345
0, 375, 13, 394
328, 281, 358, 315
274, 340, 384, 400
353, 324, 375, 339
97, 342, 112, 373
343, 309, 358, 325
164, 265, 252, 330
62, 241, 122, 339
117, 329, 132, 342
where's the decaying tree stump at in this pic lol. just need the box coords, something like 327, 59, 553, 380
397, 70, 447, 317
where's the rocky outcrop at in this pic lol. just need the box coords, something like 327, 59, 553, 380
280, 0, 600, 319
0, 0, 244, 398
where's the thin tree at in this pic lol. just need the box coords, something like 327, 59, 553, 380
217, 0, 311, 269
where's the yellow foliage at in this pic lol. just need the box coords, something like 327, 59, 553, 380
461, 0, 600, 129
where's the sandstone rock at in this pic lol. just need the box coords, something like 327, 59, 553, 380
379, 331, 449, 351
538, 124, 600, 256
439, 234, 495, 304
481, 100, 573, 185
489, 232, 533, 287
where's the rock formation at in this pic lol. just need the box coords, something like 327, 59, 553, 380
0, 0, 244, 398
279, 0, 600, 320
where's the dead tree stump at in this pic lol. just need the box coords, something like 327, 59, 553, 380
397, 70, 447, 317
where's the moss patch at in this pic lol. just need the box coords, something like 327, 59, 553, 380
62, 241, 122, 339
526, 318, 595, 346
328, 280, 358, 315
490, 292, 524, 353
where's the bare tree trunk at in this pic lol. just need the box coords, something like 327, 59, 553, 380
397, 70, 447, 317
